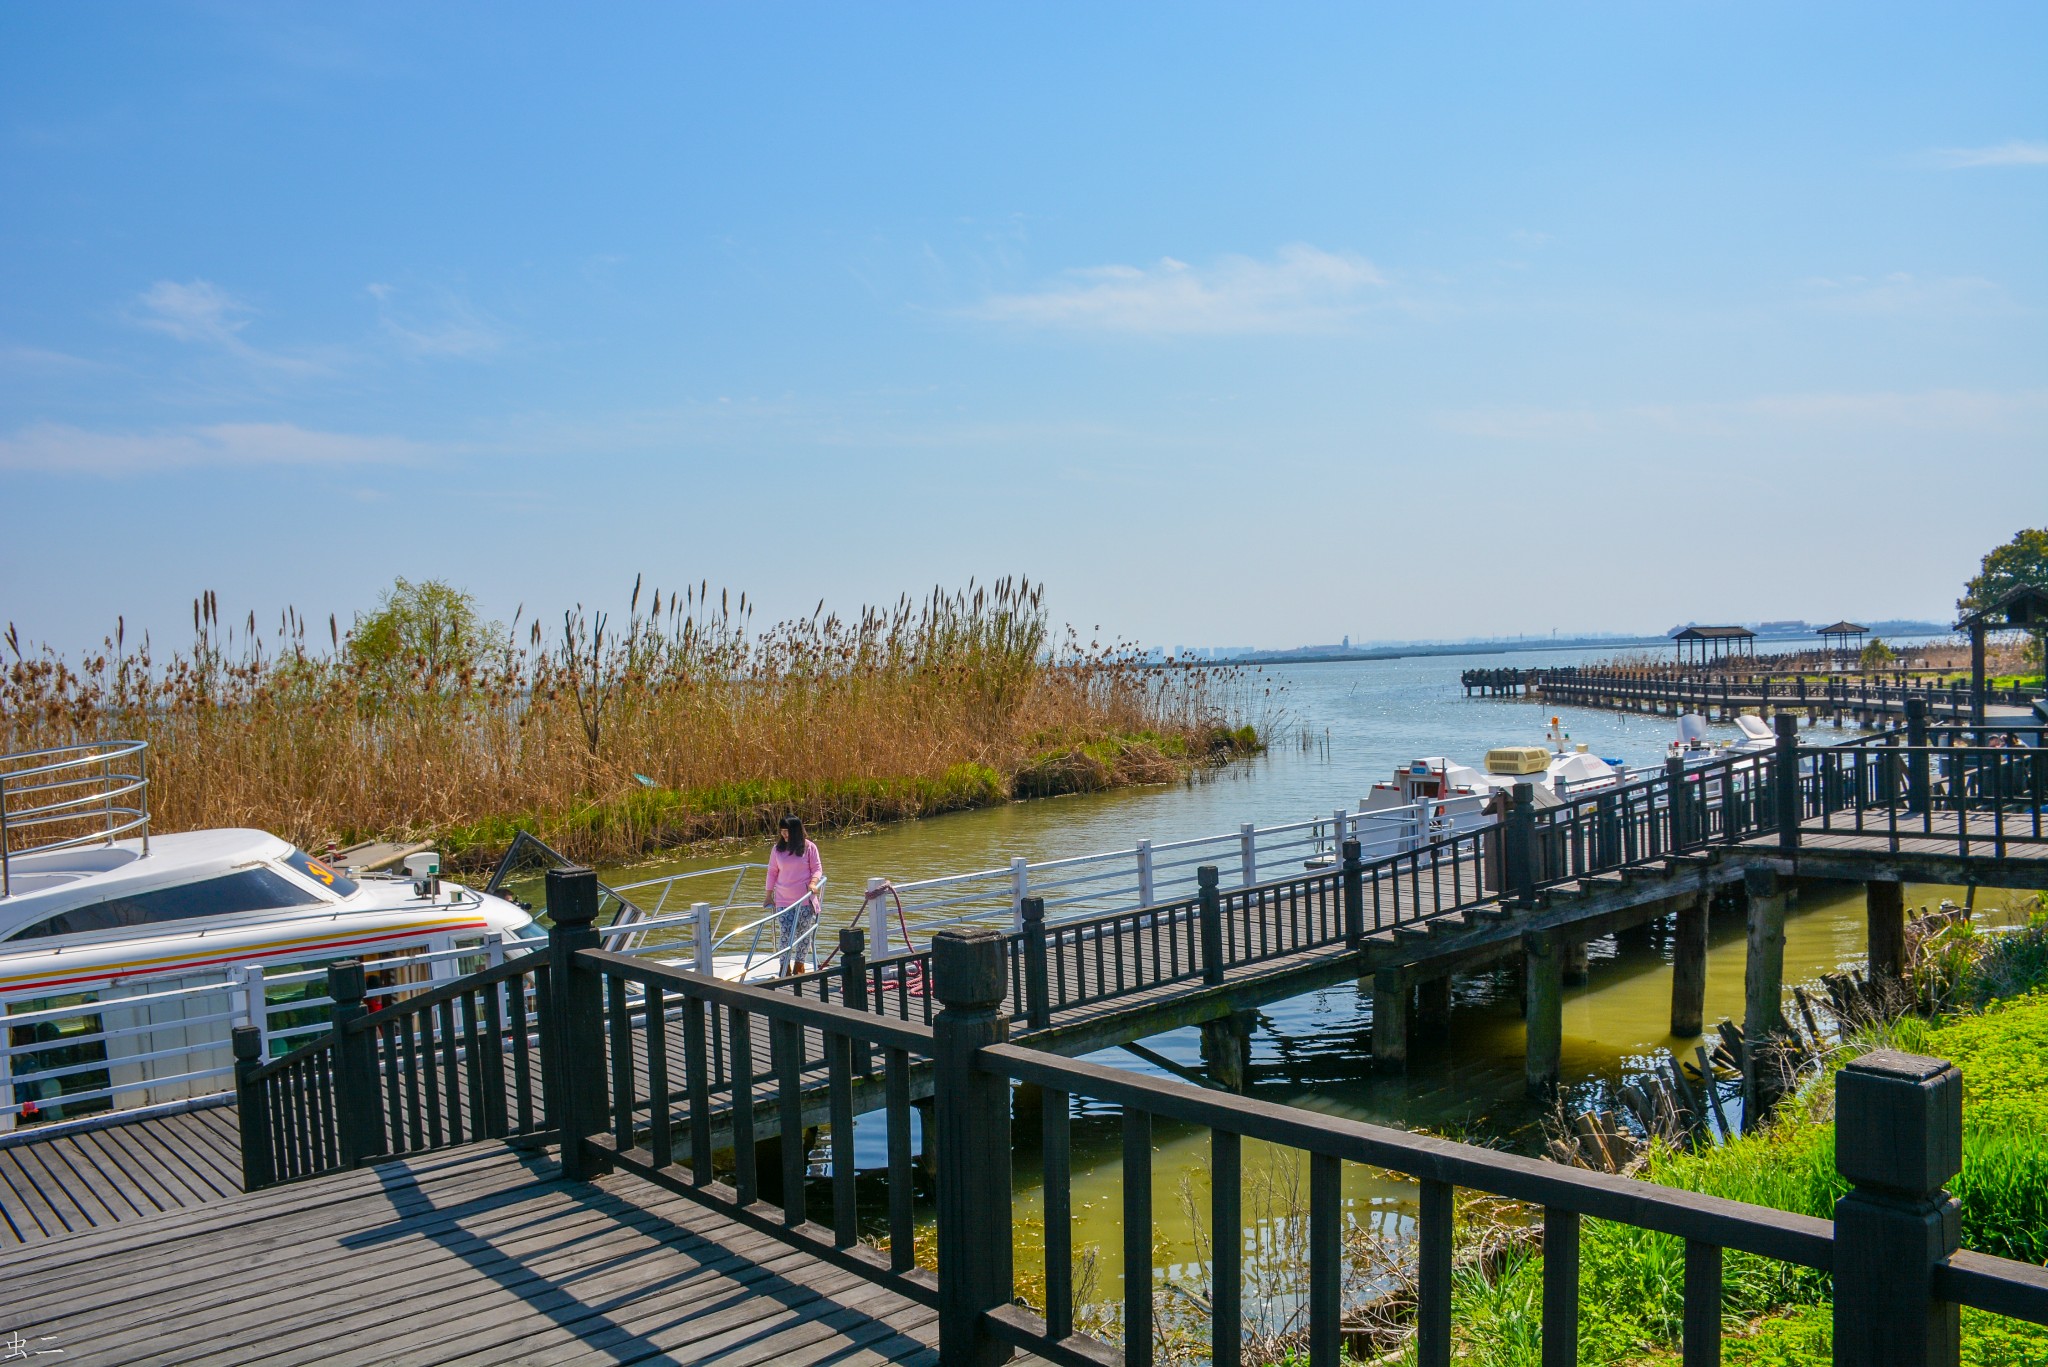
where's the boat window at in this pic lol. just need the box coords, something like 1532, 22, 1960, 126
7, 867, 323, 941
281, 848, 359, 899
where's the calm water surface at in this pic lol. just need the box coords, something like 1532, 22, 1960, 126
576, 644, 2028, 1298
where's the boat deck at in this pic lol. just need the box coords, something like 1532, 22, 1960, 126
0, 1141, 993, 1367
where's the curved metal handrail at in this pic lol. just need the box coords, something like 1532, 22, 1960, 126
1, 738, 151, 898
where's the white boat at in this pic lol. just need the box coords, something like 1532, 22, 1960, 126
0, 826, 537, 998
1668, 713, 1775, 768
1, 740, 536, 1126
1363, 718, 1631, 815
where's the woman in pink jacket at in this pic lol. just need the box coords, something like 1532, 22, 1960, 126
764, 815, 823, 974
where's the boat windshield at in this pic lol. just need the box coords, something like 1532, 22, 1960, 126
282, 848, 360, 898
9, 866, 324, 941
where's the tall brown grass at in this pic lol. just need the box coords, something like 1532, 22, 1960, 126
3, 577, 1257, 866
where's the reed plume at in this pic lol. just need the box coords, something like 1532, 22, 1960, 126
3, 576, 1258, 866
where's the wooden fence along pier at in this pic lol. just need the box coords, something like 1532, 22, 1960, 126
1514, 667, 2041, 728
3, 718, 2047, 1364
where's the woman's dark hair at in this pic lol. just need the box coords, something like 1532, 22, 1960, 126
776, 815, 807, 855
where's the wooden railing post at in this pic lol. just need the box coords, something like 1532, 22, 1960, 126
1664, 757, 1691, 849
1199, 865, 1225, 985
1906, 697, 1931, 812
838, 925, 869, 1007
233, 1024, 274, 1191
1341, 838, 1365, 948
931, 928, 1014, 1367
1505, 783, 1539, 906
1020, 896, 1051, 1030
328, 960, 385, 1167
1773, 713, 1801, 851
839, 925, 872, 1072
1833, 1051, 1962, 1367
546, 865, 611, 1180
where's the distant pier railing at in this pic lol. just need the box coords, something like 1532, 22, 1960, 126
1465, 663, 2042, 719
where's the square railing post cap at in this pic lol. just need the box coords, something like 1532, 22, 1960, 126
546, 865, 601, 926
932, 927, 1008, 1007
1836, 1050, 1962, 1197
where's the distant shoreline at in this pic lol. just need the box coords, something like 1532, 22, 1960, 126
1208, 624, 1953, 667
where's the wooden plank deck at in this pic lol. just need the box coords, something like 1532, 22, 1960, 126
0, 1103, 243, 1249
0, 1142, 1017, 1367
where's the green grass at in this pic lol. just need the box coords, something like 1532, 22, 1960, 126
1417, 992, 2048, 1365
435, 760, 1012, 864
433, 722, 1262, 867
1619, 1303, 2048, 1367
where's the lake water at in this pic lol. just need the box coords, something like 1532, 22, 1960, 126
583, 641, 2034, 1302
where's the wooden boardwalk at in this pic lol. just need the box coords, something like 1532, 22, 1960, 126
4, 787, 2041, 1271
0, 1103, 243, 1249
0, 1142, 1006, 1367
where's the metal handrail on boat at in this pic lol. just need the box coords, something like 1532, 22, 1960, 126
0, 739, 150, 899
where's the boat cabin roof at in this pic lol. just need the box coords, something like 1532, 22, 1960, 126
0, 829, 349, 939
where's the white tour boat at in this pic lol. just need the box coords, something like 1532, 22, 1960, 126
1668, 712, 1776, 768
1363, 717, 1632, 816
1, 740, 536, 1126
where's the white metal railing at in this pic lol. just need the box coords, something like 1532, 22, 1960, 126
595, 866, 825, 981
0, 932, 525, 1132
0, 739, 150, 899
1, 770, 1652, 1132
855, 794, 1499, 956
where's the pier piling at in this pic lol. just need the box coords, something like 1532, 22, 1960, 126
1867, 879, 1907, 980
1671, 891, 1709, 1038
1742, 868, 1789, 1114
1525, 931, 1564, 1096
1373, 968, 1410, 1072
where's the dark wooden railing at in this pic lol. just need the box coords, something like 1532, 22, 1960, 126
235, 950, 553, 1190
1524, 665, 2041, 717
240, 717, 2045, 1187
751, 719, 2043, 1051
236, 864, 2048, 1365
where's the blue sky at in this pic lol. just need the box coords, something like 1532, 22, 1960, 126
4, 3, 2044, 654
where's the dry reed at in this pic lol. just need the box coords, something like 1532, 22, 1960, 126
3, 577, 1257, 867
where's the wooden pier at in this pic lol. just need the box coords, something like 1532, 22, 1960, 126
1518, 665, 2040, 727
2, 1140, 990, 1366
4, 717, 2047, 1365
0, 1102, 242, 1249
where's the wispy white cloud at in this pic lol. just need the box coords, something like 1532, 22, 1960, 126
1929, 140, 2048, 168
128, 279, 331, 376
1436, 389, 2048, 442
1797, 272, 2014, 316
0, 421, 435, 474
967, 245, 1386, 336
0, 343, 105, 374
366, 283, 508, 358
